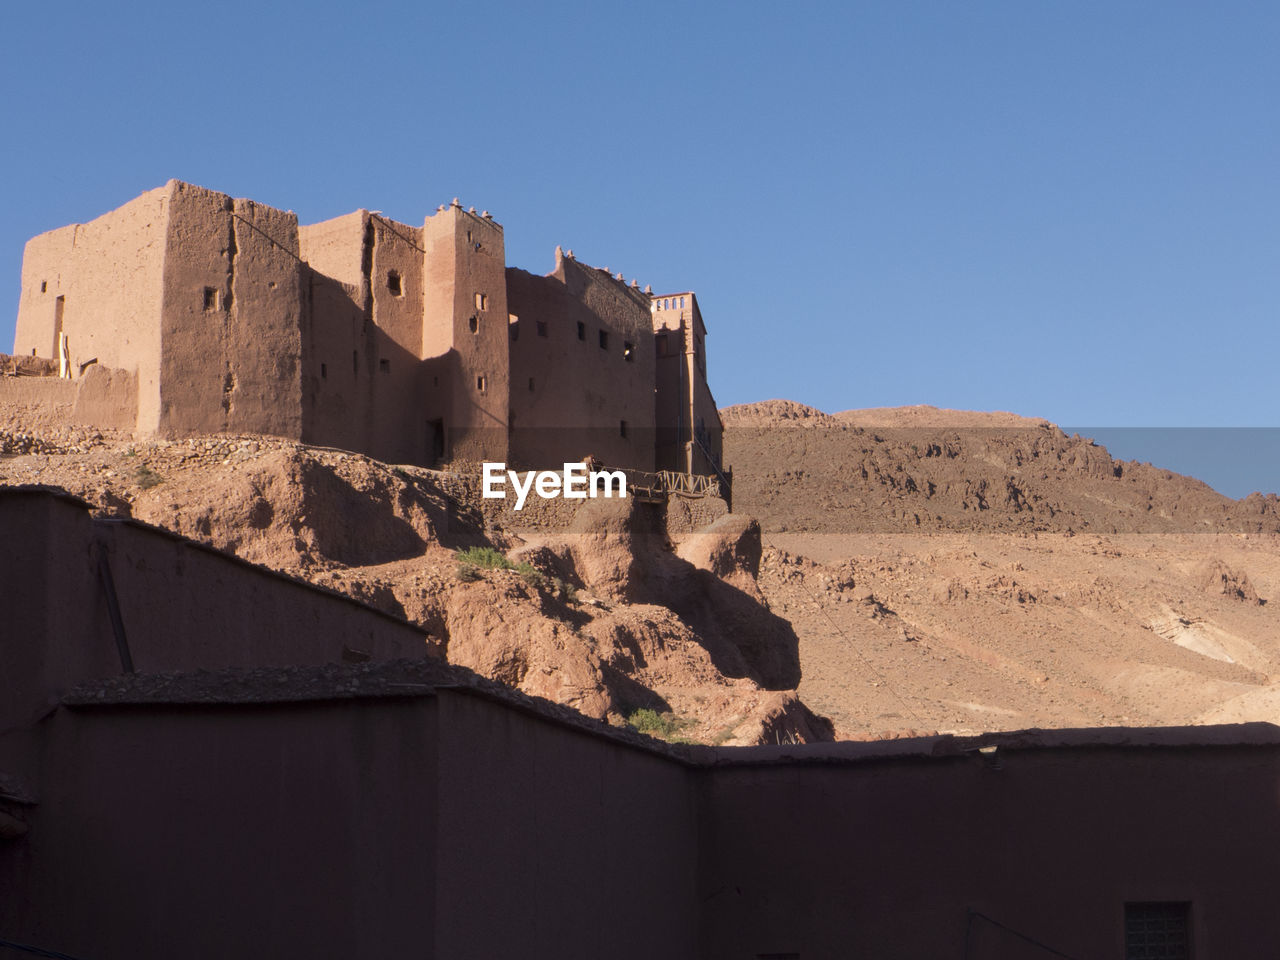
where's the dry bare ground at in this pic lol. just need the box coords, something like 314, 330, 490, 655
724, 400, 1280, 737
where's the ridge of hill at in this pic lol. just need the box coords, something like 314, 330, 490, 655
722, 400, 1279, 536
722, 400, 1280, 737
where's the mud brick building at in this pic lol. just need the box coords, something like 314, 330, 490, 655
11, 181, 725, 477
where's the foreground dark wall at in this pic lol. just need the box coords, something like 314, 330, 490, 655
696, 743, 1280, 959
1, 697, 438, 960
0, 491, 432, 742
435, 691, 698, 959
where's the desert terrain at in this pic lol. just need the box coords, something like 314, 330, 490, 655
725, 400, 1280, 737
4, 391, 1277, 743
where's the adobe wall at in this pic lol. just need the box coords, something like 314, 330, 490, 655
422, 204, 508, 463
298, 210, 367, 288
13, 186, 169, 431
433, 689, 698, 959
0, 375, 78, 429
507, 253, 657, 471
652, 316, 686, 472
299, 213, 376, 454
688, 308, 724, 474
696, 742, 1280, 958
300, 211, 439, 466
367, 215, 430, 464
224, 197, 305, 436
1, 697, 439, 960
157, 184, 305, 438
0, 491, 435, 746
71, 364, 137, 431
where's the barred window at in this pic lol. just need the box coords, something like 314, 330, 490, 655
1125, 902, 1190, 960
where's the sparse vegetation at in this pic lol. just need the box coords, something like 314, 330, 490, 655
456, 546, 511, 569
513, 561, 546, 589
553, 577, 578, 604
626, 708, 695, 743
454, 546, 553, 593
134, 464, 163, 489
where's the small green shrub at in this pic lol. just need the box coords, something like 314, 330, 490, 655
513, 561, 546, 590
626, 708, 694, 743
455, 546, 512, 570
454, 547, 550, 590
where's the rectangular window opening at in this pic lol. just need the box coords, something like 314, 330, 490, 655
203, 287, 218, 311
576, 321, 585, 341
476, 375, 486, 393
528, 377, 535, 392
475, 292, 487, 311
387, 271, 402, 296
1125, 902, 1191, 960
619, 419, 628, 438
40, 281, 47, 293
623, 340, 634, 361
379, 358, 390, 373
656, 333, 670, 357
536, 320, 548, 338
320, 363, 327, 379
598, 330, 609, 350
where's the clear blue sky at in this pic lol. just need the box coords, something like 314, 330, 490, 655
2, 2, 1276, 494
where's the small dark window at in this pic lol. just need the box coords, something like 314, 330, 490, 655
40, 281, 47, 293
203, 287, 218, 311
387, 271, 402, 296
509, 323, 519, 342
379, 359, 390, 373
598, 330, 609, 350
623, 341, 634, 361
1125, 902, 1191, 960
469, 315, 479, 334
528, 377, 535, 391
476, 375, 486, 393
577, 321, 585, 341
536, 320, 548, 337
432, 376, 439, 387
475, 292, 487, 310
619, 419, 628, 438
321, 363, 327, 379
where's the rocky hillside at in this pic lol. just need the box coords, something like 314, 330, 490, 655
724, 401, 1280, 737
0, 424, 829, 746
7, 394, 1279, 743
723, 400, 1280, 535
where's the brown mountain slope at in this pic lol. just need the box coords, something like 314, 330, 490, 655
722, 401, 1280, 535
0, 426, 829, 746
724, 401, 1280, 737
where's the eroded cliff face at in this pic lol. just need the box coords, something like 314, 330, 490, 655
0, 425, 831, 746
